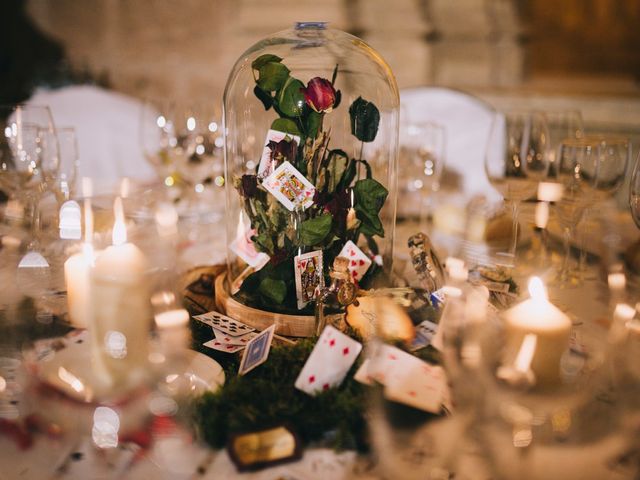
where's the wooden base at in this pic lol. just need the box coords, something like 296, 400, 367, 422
214, 271, 316, 337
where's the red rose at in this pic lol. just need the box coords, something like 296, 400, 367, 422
301, 77, 339, 113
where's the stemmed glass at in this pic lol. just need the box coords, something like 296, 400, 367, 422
0, 105, 59, 238
630, 150, 640, 229
555, 135, 630, 286
485, 111, 550, 266
398, 121, 446, 226
140, 101, 225, 218
50, 127, 79, 203
543, 110, 584, 177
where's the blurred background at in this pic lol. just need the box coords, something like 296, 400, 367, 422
2, 0, 639, 142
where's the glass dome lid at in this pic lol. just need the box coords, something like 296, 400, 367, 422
223, 22, 399, 315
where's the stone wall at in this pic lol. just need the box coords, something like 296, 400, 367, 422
26, 0, 524, 101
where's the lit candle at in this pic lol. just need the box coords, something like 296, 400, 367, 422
90, 197, 150, 389
537, 182, 563, 203
155, 308, 190, 353
64, 199, 97, 328
502, 277, 571, 387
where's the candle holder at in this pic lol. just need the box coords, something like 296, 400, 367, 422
472, 280, 635, 480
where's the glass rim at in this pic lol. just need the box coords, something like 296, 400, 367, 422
561, 134, 629, 147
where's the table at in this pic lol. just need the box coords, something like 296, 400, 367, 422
0, 202, 637, 479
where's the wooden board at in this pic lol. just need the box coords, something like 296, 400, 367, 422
214, 271, 316, 337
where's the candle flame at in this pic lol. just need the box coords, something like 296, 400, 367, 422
614, 303, 636, 322
528, 277, 547, 301
58, 366, 85, 393
112, 197, 127, 246
84, 198, 93, 244
608, 272, 626, 291
514, 334, 537, 373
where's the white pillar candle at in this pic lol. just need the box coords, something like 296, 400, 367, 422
64, 243, 96, 328
91, 197, 150, 390
64, 200, 97, 328
502, 277, 571, 387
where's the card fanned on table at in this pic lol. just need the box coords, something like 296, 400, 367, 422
263, 161, 315, 211
193, 311, 255, 336
295, 325, 362, 396
354, 344, 449, 414
238, 324, 276, 375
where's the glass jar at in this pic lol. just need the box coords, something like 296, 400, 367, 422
223, 22, 399, 315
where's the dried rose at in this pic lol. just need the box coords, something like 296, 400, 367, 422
241, 174, 258, 198
301, 77, 339, 113
267, 137, 298, 163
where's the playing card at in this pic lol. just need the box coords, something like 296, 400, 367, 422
294, 250, 324, 310
365, 344, 417, 385
193, 311, 255, 337
257, 129, 301, 178
238, 324, 275, 375
409, 320, 439, 351
213, 328, 258, 346
229, 225, 270, 269
203, 339, 245, 353
429, 288, 446, 309
384, 357, 448, 414
263, 161, 315, 211
338, 240, 372, 282
295, 325, 362, 395
353, 359, 373, 386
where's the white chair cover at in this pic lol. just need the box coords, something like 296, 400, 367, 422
400, 86, 499, 202
27, 85, 157, 191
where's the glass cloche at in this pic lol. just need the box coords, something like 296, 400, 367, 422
223, 22, 399, 315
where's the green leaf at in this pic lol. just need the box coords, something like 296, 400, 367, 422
349, 97, 380, 142
251, 54, 283, 71
338, 159, 357, 191
254, 86, 273, 110
305, 110, 322, 139
277, 77, 306, 117
358, 211, 384, 237
299, 213, 332, 246
253, 232, 274, 255
257, 62, 290, 92
258, 277, 287, 304
354, 178, 388, 237
270, 118, 301, 136
327, 150, 349, 193
354, 178, 388, 214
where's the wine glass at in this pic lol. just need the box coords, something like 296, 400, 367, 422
555, 135, 630, 286
140, 101, 225, 218
50, 127, 79, 203
140, 100, 178, 181
398, 121, 446, 226
543, 110, 584, 178
631, 150, 640, 229
485, 111, 550, 267
0, 105, 59, 235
